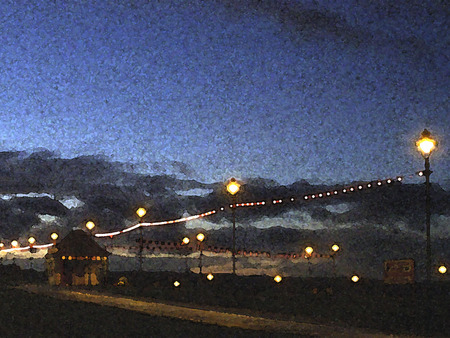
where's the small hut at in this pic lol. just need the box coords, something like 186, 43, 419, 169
45, 229, 110, 286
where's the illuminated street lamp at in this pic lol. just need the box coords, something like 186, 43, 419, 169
274, 275, 282, 283
438, 265, 447, 275
11, 240, 19, 248
136, 207, 147, 219
226, 178, 240, 275
196, 233, 205, 274
305, 246, 314, 276
50, 232, 59, 245
331, 244, 340, 277
416, 129, 437, 282
207, 273, 214, 281
351, 275, 360, 283
86, 221, 95, 233
136, 207, 147, 272
181, 237, 190, 272
28, 236, 36, 253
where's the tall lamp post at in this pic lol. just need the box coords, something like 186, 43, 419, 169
416, 129, 437, 282
196, 233, 205, 274
227, 178, 240, 275
331, 244, 340, 277
181, 237, 190, 272
305, 246, 314, 277
136, 207, 147, 272
50, 232, 59, 246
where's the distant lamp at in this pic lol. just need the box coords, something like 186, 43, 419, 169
136, 207, 147, 219
226, 178, 240, 195
182, 237, 190, 245
50, 232, 59, 245
274, 275, 282, 283
438, 265, 447, 274
173, 281, 180, 287
0, 243, 4, 249
196, 233, 205, 242
207, 273, 214, 281
11, 240, 19, 248
86, 221, 95, 231
196, 233, 205, 274
331, 244, 340, 253
305, 246, 314, 257
28, 237, 36, 246
351, 275, 360, 283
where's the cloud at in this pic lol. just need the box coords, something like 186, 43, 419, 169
175, 188, 213, 197
325, 203, 355, 214
432, 215, 450, 238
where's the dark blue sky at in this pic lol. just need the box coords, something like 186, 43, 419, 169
0, 0, 448, 187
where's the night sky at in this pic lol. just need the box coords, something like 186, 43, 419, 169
1, 0, 448, 188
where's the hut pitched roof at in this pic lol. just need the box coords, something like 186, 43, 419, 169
47, 229, 110, 258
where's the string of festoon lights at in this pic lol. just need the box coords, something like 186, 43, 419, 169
0, 174, 413, 251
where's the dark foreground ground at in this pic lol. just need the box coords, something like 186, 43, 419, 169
1, 265, 449, 337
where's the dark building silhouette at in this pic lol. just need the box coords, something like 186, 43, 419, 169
45, 229, 110, 286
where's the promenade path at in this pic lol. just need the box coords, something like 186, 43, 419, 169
19, 284, 404, 337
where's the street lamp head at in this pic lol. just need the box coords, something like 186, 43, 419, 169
11, 240, 19, 248
351, 275, 360, 283
207, 273, 214, 281
226, 178, 240, 195
136, 207, 147, 218
305, 246, 314, 256
182, 237, 190, 245
51, 232, 59, 241
438, 265, 447, 274
28, 237, 36, 245
274, 275, 282, 283
331, 244, 340, 252
417, 129, 437, 158
196, 233, 205, 242
85, 221, 96, 231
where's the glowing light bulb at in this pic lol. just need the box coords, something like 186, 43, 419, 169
274, 275, 282, 283
438, 265, 447, 274
174, 281, 180, 287
207, 273, 214, 281
136, 207, 147, 218
226, 178, 240, 195
331, 244, 340, 252
86, 221, 95, 231
351, 275, 360, 283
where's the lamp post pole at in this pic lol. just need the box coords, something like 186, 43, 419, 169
424, 156, 432, 282
232, 196, 236, 275
139, 227, 144, 271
